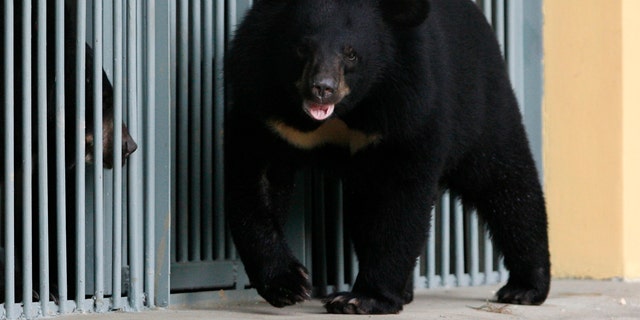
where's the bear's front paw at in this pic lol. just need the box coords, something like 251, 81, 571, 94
322, 292, 402, 314
496, 282, 548, 305
256, 262, 311, 308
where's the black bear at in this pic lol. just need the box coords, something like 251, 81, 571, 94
225, 0, 550, 314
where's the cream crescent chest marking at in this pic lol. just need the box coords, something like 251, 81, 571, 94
267, 118, 382, 154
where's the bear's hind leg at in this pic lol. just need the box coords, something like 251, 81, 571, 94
452, 145, 550, 305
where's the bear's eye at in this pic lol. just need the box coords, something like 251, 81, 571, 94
344, 48, 358, 62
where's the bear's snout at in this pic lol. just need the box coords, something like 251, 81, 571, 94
297, 50, 350, 110
311, 78, 337, 102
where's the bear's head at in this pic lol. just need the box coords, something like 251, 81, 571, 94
228, 0, 429, 130
83, 69, 139, 169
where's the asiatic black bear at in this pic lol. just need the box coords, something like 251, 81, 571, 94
225, 0, 550, 314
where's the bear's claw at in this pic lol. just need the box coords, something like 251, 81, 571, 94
257, 264, 312, 308
323, 292, 402, 314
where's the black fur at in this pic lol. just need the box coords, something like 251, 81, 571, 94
225, 0, 550, 314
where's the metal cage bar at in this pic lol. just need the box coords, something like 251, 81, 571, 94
36, 0, 51, 315
468, 211, 480, 286
453, 198, 465, 286
54, 0, 70, 311
75, 1, 88, 308
127, 0, 144, 311
112, 0, 125, 309
202, 0, 215, 263
213, 0, 227, 261
188, 0, 203, 264
93, 0, 106, 312
144, 0, 158, 309
21, 1, 35, 317
176, 0, 189, 264
3, 1, 18, 318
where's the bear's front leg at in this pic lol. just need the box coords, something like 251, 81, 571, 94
225, 124, 311, 308
323, 151, 438, 314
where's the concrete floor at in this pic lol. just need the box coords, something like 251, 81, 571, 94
59, 279, 640, 320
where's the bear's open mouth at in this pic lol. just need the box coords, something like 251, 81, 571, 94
304, 101, 335, 121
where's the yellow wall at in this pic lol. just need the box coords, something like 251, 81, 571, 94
544, 0, 640, 279
622, 0, 640, 278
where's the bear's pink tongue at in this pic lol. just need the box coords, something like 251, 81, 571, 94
306, 103, 335, 121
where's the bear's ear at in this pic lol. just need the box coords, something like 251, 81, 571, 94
380, 0, 430, 27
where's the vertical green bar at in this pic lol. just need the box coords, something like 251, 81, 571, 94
440, 192, 451, 286
36, 0, 51, 314
93, 0, 106, 311
75, 0, 88, 308
314, 172, 327, 292
3, 1, 17, 318
176, 0, 189, 263
334, 181, 346, 291
21, 0, 35, 317
168, 0, 178, 269
483, 231, 494, 283
426, 210, 436, 288
112, 0, 124, 309
145, 0, 157, 308
214, 0, 226, 260
202, 0, 215, 262
152, 0, 172, 308
468, 211, 480, 286
127, 0, 144, 311
189, 0, 202, 262
522, 0, 544, 176
497, 0, 506, 53
453, 198, 464, 285
54, 0, 69, 310
483, 0, 493, 25
508, 0, 525, 111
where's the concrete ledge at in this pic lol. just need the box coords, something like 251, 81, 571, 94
59, 280, 640, 320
